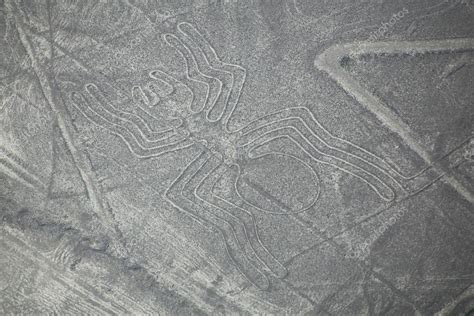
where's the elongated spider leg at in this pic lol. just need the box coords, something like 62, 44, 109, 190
177, 22, 247, 129
175, 23, 232, 122
165, 152, 270, 290
184, 154, 272, 278
241, 126, 395, 201
70, 90, 194, 159
163, 33, 218, 114
267, 107, 435, 185
239, 107, 402, 184
236, 109, 397, 201
237, 107, 466, 193
194, 162, 288, 279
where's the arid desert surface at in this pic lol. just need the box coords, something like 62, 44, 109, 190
1, 0, 473, 314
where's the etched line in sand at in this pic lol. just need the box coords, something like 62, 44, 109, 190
0, 146, 47, 191
4, 0, 130, 252
315, 38, 474, 203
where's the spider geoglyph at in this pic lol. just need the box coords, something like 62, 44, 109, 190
70, 22, 453, 289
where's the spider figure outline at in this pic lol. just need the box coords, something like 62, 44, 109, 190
70, 22, 451, 289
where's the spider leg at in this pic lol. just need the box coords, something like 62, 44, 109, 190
177, 22, 247, 129
242, 129, 395, 201
163, 33, 218, 114
176, 23, 233, 122
164, 151, 270, 290
193, 159, 288, 279
70, 89, 193, 159
238, 106, 467, 194
236, 107, 397, 201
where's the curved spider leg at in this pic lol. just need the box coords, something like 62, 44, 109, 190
184, 153, 275, 279
238, 107, 403, 184
84, 83, 177, 140
148, 70, 195, 115
70, 91, 194, 159
163, 33, 218, 115
236, 108, 397, 201
273, 108, 439, 184
195, 162, 288, 279
177, 22, 247, 131
164, 151, 270, 290
236, 107, 467, 193
242, 126, 395, 201
176, 23, 233, 122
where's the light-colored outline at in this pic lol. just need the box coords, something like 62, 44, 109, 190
163, 152, 271, 290
0, 146, 47, 191
163, 22, 247, 129
0, 226, 158, 314
315, 38, 474, 203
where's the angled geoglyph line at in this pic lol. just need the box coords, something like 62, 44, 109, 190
0, 146, 47, 191
0, 227, 151, 314
315, 38, 474, 203
4, 0, 130, 253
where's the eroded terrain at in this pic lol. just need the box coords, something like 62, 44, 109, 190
1, 0, 473, 314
